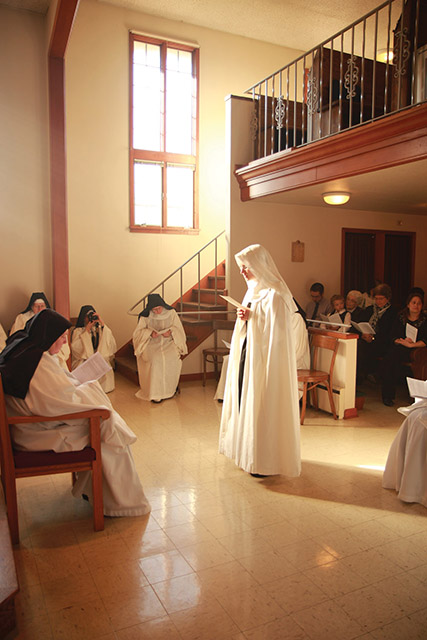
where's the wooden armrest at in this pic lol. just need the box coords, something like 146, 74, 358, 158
7, 408, 110, 425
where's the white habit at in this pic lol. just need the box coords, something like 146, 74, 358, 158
382, 399, 427, 508
71, 325, 117, 393
219, 281, 301, 476
6, 352, 150, 517
215, 311, 308, 402
133, 308, 188, 401
10, 310, 70, 369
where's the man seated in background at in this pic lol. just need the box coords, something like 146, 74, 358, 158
305, 282, 331, 320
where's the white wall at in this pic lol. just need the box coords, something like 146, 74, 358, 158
0, 7, 50, 330
65, 0, 303, 354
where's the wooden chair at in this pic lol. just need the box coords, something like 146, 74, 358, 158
297, 333, 339, 424
0, 375, 109, 544
202, 319, 235, 386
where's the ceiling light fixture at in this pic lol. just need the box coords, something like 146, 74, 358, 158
377, 48, 394, 63
322, 192, 350, 206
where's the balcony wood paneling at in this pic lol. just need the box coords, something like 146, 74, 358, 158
235, 102, 427, 201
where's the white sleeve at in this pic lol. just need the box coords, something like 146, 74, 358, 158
132, 317, 152, 357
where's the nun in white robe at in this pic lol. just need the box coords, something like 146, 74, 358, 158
133, 294, 188, 402
0, 309, 150, 518
382, 399, 427, 508
71, 305, 117, 393
10, 292, 70, 369
219, 244, 301, 477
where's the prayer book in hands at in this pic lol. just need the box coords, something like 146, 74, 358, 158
406, 323, 418, 342
72, 352, 112, 384
220, 295, 248, 309
351, 321, 375, 335
406, 377, 427, 400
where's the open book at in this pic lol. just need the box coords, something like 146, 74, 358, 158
220, 294, 245, 308
406, 323, 418, 343
351, 321, 375, 335
320, 312, 342, 325
406, 376, 427, 399
71, 352, 112, 384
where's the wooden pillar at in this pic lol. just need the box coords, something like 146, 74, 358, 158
48, 0, 80, 318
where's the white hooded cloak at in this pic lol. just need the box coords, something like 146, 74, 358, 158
219, 244, 301, 477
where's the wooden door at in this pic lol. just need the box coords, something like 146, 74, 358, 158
341, 229, 415, 309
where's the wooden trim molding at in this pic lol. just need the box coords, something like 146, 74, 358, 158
48, 0, 80, 318
235, 103, 427, 201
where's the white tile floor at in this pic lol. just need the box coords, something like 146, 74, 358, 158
6, 375, 427, 639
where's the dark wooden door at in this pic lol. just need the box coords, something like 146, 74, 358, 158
342, 229, 415, 309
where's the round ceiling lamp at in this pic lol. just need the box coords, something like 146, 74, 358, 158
322, 192, 350, 206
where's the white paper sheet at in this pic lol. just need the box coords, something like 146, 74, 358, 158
71, 352, 112, 384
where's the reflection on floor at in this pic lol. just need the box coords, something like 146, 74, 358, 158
6, 375, 427, 640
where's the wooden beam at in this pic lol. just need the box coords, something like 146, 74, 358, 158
48, 56, 69, 318
48, 0, 80, 318
235, 104, 427, 201
49, 0, 80, 59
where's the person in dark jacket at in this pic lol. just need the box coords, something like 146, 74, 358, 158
380, 292, 427, 406
356, 283, 397, 381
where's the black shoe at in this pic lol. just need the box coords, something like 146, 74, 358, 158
383, 398, 395, 407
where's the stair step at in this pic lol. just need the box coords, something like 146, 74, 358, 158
192, 288, 227, 295
181, 302, 227, 311
181, 317, 214, 326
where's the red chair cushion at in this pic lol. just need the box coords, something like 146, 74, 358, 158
13, 446, 96, 468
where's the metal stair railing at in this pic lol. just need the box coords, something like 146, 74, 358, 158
127, 230, 227, 320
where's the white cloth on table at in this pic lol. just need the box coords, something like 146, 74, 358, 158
382, 399, 427, 507
71, 325, 117, 393
10, 311, 70, 369
219, 286, 300, 477
6, 352, 150, 517
133, 308, 187, 401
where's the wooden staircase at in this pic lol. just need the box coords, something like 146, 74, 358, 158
115, 261, 228, 384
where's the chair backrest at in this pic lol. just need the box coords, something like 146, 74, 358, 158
311, 333, 339, 376
212, 319, 235, 351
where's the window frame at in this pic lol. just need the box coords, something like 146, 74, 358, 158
129, 33, 199, 234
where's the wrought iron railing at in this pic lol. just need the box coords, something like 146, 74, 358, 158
247, 0, 426, 160
127, 230, 226, 318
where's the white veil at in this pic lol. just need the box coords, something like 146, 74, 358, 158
235, 244, 297, 313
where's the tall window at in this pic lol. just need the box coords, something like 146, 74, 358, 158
130, 34, 199, 233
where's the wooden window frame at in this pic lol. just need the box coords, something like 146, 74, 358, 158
129, 33, 199, 234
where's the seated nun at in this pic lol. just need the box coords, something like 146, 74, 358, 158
0, 309, 150, 517
10, 292, 70, 369
133, 294, 188, 403
382, 398, 427, 508
0, 323, 6, 352
71, 305, 117, 393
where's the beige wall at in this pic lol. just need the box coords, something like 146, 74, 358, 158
226, 95, 427, 310
0, 7, 50, 331
64, 0, 303, 355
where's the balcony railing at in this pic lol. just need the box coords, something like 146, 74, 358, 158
247, 0, 427, 160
